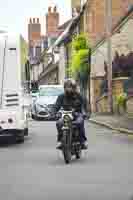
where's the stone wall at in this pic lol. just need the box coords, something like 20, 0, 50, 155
85, 0, 132, 46
90, 16, 133, 113
90, 76, 104, 112
113, 77, 128, 95
126, 96, 133, 114
96, 94, 110, 113
91, 18, 133, 80
96, 77, 129, 113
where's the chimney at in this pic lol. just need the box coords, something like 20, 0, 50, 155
29, 18, 32, 23
54, 6, 57, 12
76, 6, 81, 13
48, 6, 51, 12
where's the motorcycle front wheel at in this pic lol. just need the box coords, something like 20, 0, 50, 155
75, 150, 81, 159
62, 130, 71, 164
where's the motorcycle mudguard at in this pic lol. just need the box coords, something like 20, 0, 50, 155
62, 127, 70, 130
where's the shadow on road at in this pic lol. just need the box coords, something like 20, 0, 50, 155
0, 136, 30, 148
32, 118, 56, 122
48, 150, 111, 166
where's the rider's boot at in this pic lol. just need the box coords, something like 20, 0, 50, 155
81, 140, 88, 149
56, 133, 62, 149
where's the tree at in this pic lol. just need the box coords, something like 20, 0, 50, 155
25, 60, 31, 93
71, 49, 89, 77
71, 33, 90, 76
70, 34, 91, 111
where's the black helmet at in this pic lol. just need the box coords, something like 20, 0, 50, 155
64, 78, 76, 88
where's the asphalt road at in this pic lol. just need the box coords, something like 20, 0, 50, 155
0, 120, 133, 200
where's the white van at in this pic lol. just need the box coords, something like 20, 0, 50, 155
0, 33, 29, 142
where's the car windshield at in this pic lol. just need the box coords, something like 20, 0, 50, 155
39, 87, 63, 96
32, 90, 38, 93
32, 93, 38, 97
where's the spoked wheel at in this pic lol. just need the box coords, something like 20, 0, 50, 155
63, 149, 71, 164
62, 131, 71, 164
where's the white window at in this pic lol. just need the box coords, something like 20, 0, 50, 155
81, 0, 87, 7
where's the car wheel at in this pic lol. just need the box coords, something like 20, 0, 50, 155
31, 114, 38, 120
31, 114, 35, 119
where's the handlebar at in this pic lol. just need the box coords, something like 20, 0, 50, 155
56, 109, 90, 120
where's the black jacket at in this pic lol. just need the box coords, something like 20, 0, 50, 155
55, 92, 85, 113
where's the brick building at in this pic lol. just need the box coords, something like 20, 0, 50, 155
70, 0, 133, 112
28, 6, 62, 63
83, 0, 133, 112
46, 6, 59, 36
71, 0, 81, 16
83, 0, 133, 46
28, 18, 42, 62
46, 6, 61, 47
28, 18, 41, 46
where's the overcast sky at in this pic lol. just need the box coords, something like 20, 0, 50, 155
0, 0, 71, 40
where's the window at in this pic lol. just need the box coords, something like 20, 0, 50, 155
36, 46, 41, 57
9, 48, 16, 51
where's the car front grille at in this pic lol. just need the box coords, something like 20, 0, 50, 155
47, 104, 55, 112
39, 111, 48, 116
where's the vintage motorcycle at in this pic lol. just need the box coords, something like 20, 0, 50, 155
57, 109, 83, 164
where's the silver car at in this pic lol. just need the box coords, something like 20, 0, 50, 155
31, 91, 39, 103
31, 85, 64, 120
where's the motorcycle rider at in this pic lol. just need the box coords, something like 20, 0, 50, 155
55, 79, 88, 149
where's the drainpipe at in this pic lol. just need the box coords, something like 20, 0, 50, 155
105, 0, 113, 113
0, 37, 7, 108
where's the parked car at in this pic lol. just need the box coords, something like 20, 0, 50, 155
31, 85, 64, 120
31, 90, 39, 103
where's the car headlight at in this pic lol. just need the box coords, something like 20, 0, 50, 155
36, 103, 47, 109
63, 114, 70, 122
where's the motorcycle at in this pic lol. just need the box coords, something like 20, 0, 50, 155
57, 109, 82, 164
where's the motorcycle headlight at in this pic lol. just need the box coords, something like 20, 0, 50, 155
63, 114, 70, 122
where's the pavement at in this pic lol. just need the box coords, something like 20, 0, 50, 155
89, 113, 133, 134
0, 120, 133, 200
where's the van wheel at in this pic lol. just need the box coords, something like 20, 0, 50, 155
24, 128, 28, 136
16, 136, 24, 143
16, 131, 24, 143
31, 114, 35, 119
